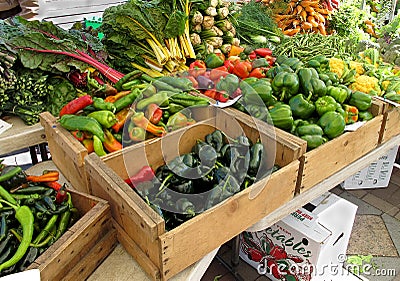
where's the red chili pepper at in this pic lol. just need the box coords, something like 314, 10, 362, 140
248, 248, 264, 262
248, 51, 257, 60
71, 130, 84, 142
233, 61, 252, 79
249, 67, 267, 78
209, 66, 229, 81
270, 245, 288, 260
59, 95, 93, 117
145, 103, 163, 124
224, 60, 235, 73
112, 107, 131, 133
55, 183, 68, 204
254, 48, 273, 58
125, 166, 155, 188
45, 181, 62, 191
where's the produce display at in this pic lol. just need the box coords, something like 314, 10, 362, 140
58, 75, 210, 156
0, 163, 78, 277
125, 129, 276, 230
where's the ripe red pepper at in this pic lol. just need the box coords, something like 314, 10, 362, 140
209, 66, 229, 81
55, 183, 68, 204
189, 60, 207, 77
125, 165, 155, 188
203, 89, 218, 100
71, 130, 84, 142
215, 92, 229, 103
249, 67, 267, 78
247, 248, 264, 262
224, 60, 235, 73
248, 51, 257, 60
59, 95, 93, 117
254, 48, 273, 58
145, 103, 163, 124
233, 61, 252, 79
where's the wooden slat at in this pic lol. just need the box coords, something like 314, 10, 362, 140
380, 107, 400, 143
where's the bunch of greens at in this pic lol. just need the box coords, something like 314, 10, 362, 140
377, 13, 400, 40
230, 0, 282, 49
100, 0, 194, 77
0, 17, 123, 83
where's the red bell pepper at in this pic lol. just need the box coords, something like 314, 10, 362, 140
189, 60, 207, 77
145, 103, 163, 124
233, 61, 252, 79
254, 48, 273, 58
224, 60, 236, 73
209, 66, 229, 81
249, 67, 267, 78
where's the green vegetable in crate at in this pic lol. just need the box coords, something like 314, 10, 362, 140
348, 91, 372, 111
266, 64, 294, 79
288, 94, 315, 119
271, 72, 299, 101
241, 79, 276, 106
306, 55, 330, 73
246, 104, 269, 121
318, 111, 346, 139
267, 103, 294, 131
295, 121, 325, 150
136, 92, 169, 110
298, 68, 327, 100
326, 85, 348, 104
156, 76, 195, 92
216, 74, 239, 95
87, 110, 118, 128
383, 90, 400, 102
59, 114, 105, 141
343, 104, 359, 124
358, 111, 373, 121
315, 96, 338, 116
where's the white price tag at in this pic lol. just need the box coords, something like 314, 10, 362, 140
0, 119, 12, 136
0, 269, 40, 281
345, 121, 366, 132
211, 95, 242, 108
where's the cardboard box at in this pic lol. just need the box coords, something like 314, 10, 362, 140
85, 108, 301, 280
341, 146, 399, 189
239, 192, 358, 281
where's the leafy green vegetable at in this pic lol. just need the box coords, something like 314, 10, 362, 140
46, 76, 77, 116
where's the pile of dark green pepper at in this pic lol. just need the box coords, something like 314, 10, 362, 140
0, 165, 78, 276
133, 130, 278, 230
234, 55, 374, 151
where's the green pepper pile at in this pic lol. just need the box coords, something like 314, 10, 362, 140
0, 164, 78, 276
234, 54, 374, 150
132, 130, 277, 230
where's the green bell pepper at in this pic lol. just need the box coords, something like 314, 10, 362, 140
298, 68, 327, 100
271, 72, 299, 101
326, 85, 348, 104
288, 94, 315, 119
246, 104, 269, 121
278, 56, 304, 72
315, 96, 337, 116
268, 103, 294, 131
348, 91, 372, 111
318, 111, 346, 139
295, 123, 325, 150
216, 74, 240, 95
326, 72, 340, 85
318, 73, 333, 87
266, 64, 294, 79
307, 55, 330, 73
358, 111, 374, 121
383, 90, 400, 102
204, 53, 224, 69
241, 79, 276, 106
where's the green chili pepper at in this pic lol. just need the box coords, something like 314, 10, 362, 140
0, 185, 17, 205
136, 92, 169, 110
0, 166, 23, 184
114, 70, 142, 91
32, 214, 59, 245
169, 93, 209, 108
87, 110, 118, 128
93, 135, 107, 157
121, 79, 142, 90
113, 88, 141, 112
54, 208, 71, 241
157, 76, 194, 92
249, 140, 264, 175
59, 114, 105, 142
92, 97, 116, 113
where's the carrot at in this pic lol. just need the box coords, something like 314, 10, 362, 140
318, 23, 327, 36
296, 5, 303, 15
26, 171, 60, 183
300, 0, 319, 7
315, 8, 331, 15
307, 16, 319, 27
292, 19, 301, 27
301, 22, 313, 30
283, 27, 301, 36
314, 13, 326, 24
300, 10, 308, 21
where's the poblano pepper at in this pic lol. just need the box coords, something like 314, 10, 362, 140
318, 111, 346, 139
315, 96, 337, 116
271, 72, 299, 101
288, 94, 315, 119
348, 91, 372, 111
268, 103, 294, 131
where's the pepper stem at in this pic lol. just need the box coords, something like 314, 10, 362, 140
0, 199, 17, 210
280, 89, 286, 101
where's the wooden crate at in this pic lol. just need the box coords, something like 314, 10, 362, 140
226, 101, 385, 193
379, 106, 400, 144
84, 109, 301, 280
39, 107, 215, 194
26, 189, 117, 281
